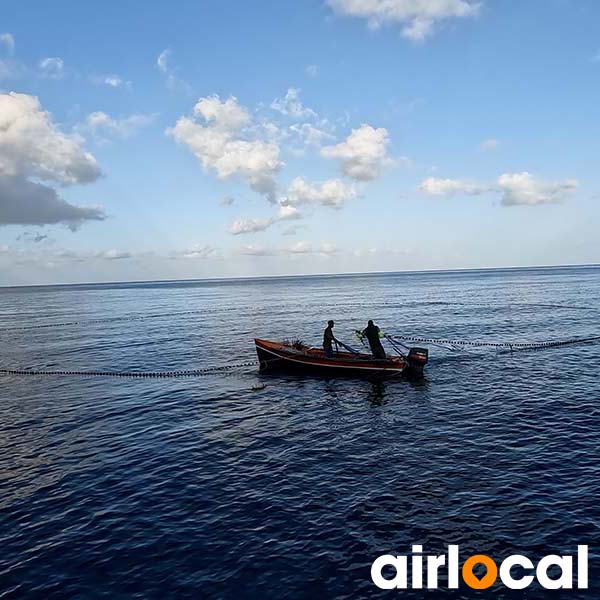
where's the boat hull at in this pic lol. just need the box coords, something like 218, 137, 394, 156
255, 338, 420, 379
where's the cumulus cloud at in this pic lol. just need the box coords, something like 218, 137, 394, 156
82, 111, 156, 138
321, 124, 390, 181
417, 172, 578, 206
169, 95, 283, 202
39, 57, 64, 79
271, 88, 317, 119
326, 0, 480, 41
0, 177, 105, 230
498, 172, 578, 206
418, 177, 489, 196
229, 217, 273, 235
0, 33, 15, 55
283, 176, 357, 208
0, 92, 104, 229
0, 93, 101, 184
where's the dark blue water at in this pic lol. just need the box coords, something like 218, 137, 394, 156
1, 267, 599, 599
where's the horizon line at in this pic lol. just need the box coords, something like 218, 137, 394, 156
1, 261, 599, 290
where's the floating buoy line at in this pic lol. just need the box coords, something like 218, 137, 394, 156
0, 360, 260, 379
1, 334, 599, 379
385, 333, 600, 352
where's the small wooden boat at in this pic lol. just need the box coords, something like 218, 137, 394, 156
255, 338, 428, 378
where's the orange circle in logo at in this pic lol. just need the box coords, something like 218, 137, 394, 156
462, 554, 498, 590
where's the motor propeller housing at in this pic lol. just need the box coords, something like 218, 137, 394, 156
406, 347, 429, 376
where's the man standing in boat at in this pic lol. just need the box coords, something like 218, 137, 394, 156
323, 320, 339, 358
363, 320, 386, 359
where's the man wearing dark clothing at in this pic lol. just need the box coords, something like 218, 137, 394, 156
323, 320, 338, 358
363, 320, 386, 359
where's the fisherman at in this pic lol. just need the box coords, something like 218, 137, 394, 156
363, 320, 386, 359
323, 320, 338, 358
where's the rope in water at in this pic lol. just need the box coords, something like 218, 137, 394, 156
386, 333, 600, 350
0, 360, 259, 379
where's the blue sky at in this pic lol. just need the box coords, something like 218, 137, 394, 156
0, 0, 599, 285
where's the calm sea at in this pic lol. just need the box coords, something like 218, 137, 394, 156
1, 266, 599, 599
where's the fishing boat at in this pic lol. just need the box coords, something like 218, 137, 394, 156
255, 338, 428, 378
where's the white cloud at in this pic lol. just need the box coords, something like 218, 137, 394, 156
240, 241, 338, 256
288, 241, 338, 255
5, 247, 140, 266
156, 48, 190, 93
277, 204, 302, 220
498, 172, 578, 206
321, 124, 390, 181
91, 74, 132, 89
271, 88, 317, 119
0, 93, 101, 185
418, 177, 489, 196
99, 249, 132, 260
306, 64, 319, 77
170, 244, 219, 259
169, 95, 283, 202
418, 172, 578, 206
326, 0, 480, 41
229, 217, 273, 235
289, 122, 335, 147
157, 48, 170, 73
194, 95, 251, 130
0, 92, 104, 228
83, 111, 156, 138
283, 176, 357, 209
39, 57, 64, 79
229, 204, 301, 236
105, 75, 125, 87
0, 33, 15, 55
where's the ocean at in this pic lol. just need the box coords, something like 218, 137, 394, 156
1, 266, 599, 599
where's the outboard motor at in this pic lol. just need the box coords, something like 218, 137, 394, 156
406, 347, 429, 378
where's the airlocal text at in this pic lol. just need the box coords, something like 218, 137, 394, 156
371, 545, 588, 590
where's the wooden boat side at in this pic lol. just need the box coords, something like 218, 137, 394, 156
255, 338, 406, 375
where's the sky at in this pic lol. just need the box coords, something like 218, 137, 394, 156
1, 0, 599, 285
